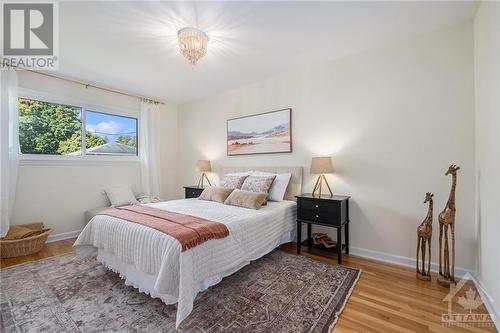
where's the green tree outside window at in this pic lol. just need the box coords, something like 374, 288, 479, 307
18, 98, 115, 155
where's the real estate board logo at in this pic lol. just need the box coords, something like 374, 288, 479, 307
1, 1, 58, 69
441, 273, 495, 328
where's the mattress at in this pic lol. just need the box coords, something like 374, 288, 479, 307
74, 198, 297, 327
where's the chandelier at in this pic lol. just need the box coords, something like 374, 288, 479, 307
177, 27, 209, 66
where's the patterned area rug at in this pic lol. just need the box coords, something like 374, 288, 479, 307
1, 250, 360, 333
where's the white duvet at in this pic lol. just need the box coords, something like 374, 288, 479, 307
74, 198, 297, 327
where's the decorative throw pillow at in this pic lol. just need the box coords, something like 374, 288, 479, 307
240, 175, 276, 200
251, 171, 292, 201
224, 189, 267, 210
104, 186, 137, 207
219, 175, 249, 189
198, 186, 234, 203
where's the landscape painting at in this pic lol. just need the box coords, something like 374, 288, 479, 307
227, 108, 292, 156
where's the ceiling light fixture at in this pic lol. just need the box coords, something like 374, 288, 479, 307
177, 27, 209, 66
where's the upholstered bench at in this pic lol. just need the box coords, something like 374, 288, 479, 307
84, 206, 111, 224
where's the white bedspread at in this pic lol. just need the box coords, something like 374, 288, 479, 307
74, 198, 297, 327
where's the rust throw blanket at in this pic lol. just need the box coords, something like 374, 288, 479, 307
99, 205, 229, 251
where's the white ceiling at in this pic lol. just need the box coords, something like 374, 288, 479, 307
58, 1, 478, 104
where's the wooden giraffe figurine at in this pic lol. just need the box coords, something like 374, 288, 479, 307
417, 192, 433, 281
438, 164, 460, 287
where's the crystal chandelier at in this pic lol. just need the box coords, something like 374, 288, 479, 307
177, 27, 209, 66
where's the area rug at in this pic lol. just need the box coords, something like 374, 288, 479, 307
0, 250, 360, 333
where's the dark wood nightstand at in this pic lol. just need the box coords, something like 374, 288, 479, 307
295, 194, 350, 264
183, 186, 206, 199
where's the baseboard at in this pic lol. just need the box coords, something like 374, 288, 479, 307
470, 273, 500, 330
47, 230, 81, 243
348, 246, 475, 278
348, 246, 497, 328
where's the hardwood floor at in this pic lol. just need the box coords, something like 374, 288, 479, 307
1, 240, 497, 333
0, 238, 75, 268
280, 244, 497, 333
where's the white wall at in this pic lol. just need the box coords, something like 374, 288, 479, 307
178, 23, 476, 270
13, 71, 178, 235
474, 2, 500, 321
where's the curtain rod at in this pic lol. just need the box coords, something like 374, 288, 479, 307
24, 69, 165, 105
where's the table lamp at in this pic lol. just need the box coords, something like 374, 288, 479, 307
310, 156, 334, 197
197, 160, 212, 187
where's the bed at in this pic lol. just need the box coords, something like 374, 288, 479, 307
74, 166, 302, 327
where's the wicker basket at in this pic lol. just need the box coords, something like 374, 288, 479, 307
0, 229, 52, 258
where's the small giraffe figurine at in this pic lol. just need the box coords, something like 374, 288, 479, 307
417, 192, 433, 281
438, 164, 460, 287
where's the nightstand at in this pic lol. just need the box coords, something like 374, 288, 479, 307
295, 194, 350, 264
183, 185, 206, 199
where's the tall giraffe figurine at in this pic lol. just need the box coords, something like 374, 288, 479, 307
417, 192, 433, 281
438, 164, 460, 287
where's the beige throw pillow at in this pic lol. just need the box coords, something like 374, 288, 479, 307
198, 187, 234, 203
224, 190, 267, 210
219, 175, 249, 189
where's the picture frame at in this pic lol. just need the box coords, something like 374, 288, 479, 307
227, 108, 292, 156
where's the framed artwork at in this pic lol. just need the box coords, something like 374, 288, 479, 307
227, 108, 292, 156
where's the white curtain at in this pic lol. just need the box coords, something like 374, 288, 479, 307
139, 100, 161, 199
0, 70, 19, 237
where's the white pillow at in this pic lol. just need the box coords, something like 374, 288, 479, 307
251, 171, 291, 201
104, 186, 137, 207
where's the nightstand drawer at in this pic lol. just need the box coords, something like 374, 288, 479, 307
300, 199, 339, 213
298, 209, 339, 225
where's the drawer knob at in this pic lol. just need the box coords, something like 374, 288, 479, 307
315, 204, 319, 208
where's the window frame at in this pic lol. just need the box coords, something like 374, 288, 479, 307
84, 109, 139, 157
18, 88, 140, 165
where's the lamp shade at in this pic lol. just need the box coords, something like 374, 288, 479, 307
310, 157, 334, 174
197, 160, 212, 172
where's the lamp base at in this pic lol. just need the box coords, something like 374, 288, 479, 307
197, 173, 212, 187
312, 174, 333, 197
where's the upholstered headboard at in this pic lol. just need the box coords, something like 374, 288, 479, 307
220, 166, 303, 201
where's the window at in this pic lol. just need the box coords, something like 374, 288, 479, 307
85, 111, 137, 156
18, 97, 138, 157
19, 98, 83, 155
